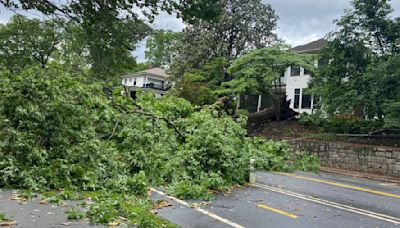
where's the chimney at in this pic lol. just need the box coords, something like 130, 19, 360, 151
147, 64, 153, 69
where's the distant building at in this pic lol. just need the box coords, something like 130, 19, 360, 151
121, 67, 170, 99
238, 38, 327, 114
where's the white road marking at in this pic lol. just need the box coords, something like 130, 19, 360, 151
253, 183, 400, 225
150, 188, 245, 228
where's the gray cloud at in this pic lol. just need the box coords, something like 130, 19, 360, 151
268, 0, 400, 46
266, 0, 351, 46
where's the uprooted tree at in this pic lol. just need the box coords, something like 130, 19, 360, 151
225, 45, 316, 122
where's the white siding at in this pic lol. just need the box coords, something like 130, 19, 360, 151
122, 76, 145, 87
286, 66, 313, 114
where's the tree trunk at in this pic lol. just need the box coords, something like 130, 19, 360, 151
248, 96, 298, 124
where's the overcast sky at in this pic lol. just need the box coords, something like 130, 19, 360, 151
1, 0, 400, 62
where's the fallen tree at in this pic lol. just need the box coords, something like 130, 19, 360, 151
248, 97, 299, 124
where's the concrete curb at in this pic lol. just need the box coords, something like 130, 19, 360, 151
320, 166, 400, 185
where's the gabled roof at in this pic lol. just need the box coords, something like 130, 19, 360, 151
292, 38, 327, 53
122, 67, 169, 79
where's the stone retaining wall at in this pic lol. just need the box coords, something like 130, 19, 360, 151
287, 139, 400, 177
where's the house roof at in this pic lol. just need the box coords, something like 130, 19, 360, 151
292, 38, 327, 53
122, 67, 169, 79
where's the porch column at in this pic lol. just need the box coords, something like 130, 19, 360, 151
236, 96, 241, 111
257, 95, 262, 112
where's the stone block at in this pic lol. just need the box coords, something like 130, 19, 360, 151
376, 147, 387, 152
376, 152, 386, 157
393, 151, 400, 158
376, 157, 385, 164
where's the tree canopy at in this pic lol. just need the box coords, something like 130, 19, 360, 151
226, 46, 315, 120
0, 14, 150, 80
145, 30, 181, 67
0, 15, 65, 71
311, 0, 400, 126
169, 0, 278, 79
0, 0, 224, 80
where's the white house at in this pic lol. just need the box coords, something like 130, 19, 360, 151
238, 39, 327, 114
286, 38, 327, 114
121, 67, 170, 99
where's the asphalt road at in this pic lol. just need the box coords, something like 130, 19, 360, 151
152, 171, 400, 228
0, 190, 102, 228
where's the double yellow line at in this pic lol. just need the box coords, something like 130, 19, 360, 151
255, 172, 400, 220
276, 172, 400, 199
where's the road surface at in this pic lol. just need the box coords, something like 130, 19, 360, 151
152, 171, 400, 228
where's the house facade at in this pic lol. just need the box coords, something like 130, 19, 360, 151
121, 67, 169, 99
286, 38, 327, 114
238, 38, 327, 115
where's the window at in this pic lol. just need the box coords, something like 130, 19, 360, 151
304, 68, 311, 75
301, 89, 312, 109
124, 79, 127, 84
134, 78, 137, 86
129, 78, 132, 82
294, 89, 300, 109
318, 58, 329, 67
291, 66, 301, 76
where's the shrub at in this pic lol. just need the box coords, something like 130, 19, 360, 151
247, 137, 319, 172
299, 113, 383, 134
383, 102, 400, 128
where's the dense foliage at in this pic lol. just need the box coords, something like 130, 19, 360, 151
0, 15, 150, 80
145, 30, 182, 67
299, 113, 384, 134
169, 0, 278, 79
226, 46, 315, 120
173, 58, 228, 106
0, 67, 318, 197
0, 15, 65, 71
311, 0, 400, 127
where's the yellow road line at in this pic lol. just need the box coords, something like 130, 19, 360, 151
256, 204, 298, 219
276, 172, 400, 199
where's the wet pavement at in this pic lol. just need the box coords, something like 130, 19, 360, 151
2, 171, 400, 227
152, 171, 400, 228
0, 190, 103, 228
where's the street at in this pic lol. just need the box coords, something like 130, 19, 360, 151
152, 171, 400, 228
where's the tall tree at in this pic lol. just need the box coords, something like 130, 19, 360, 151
174, 58, 228, 106
0, 0, 222, 23
311, 0, 400, 121
145, 30, 181, 67
0, 15, 64, 71
1, 0, 222, 80
83, 17, 151, 79
170, 0, 278, 79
